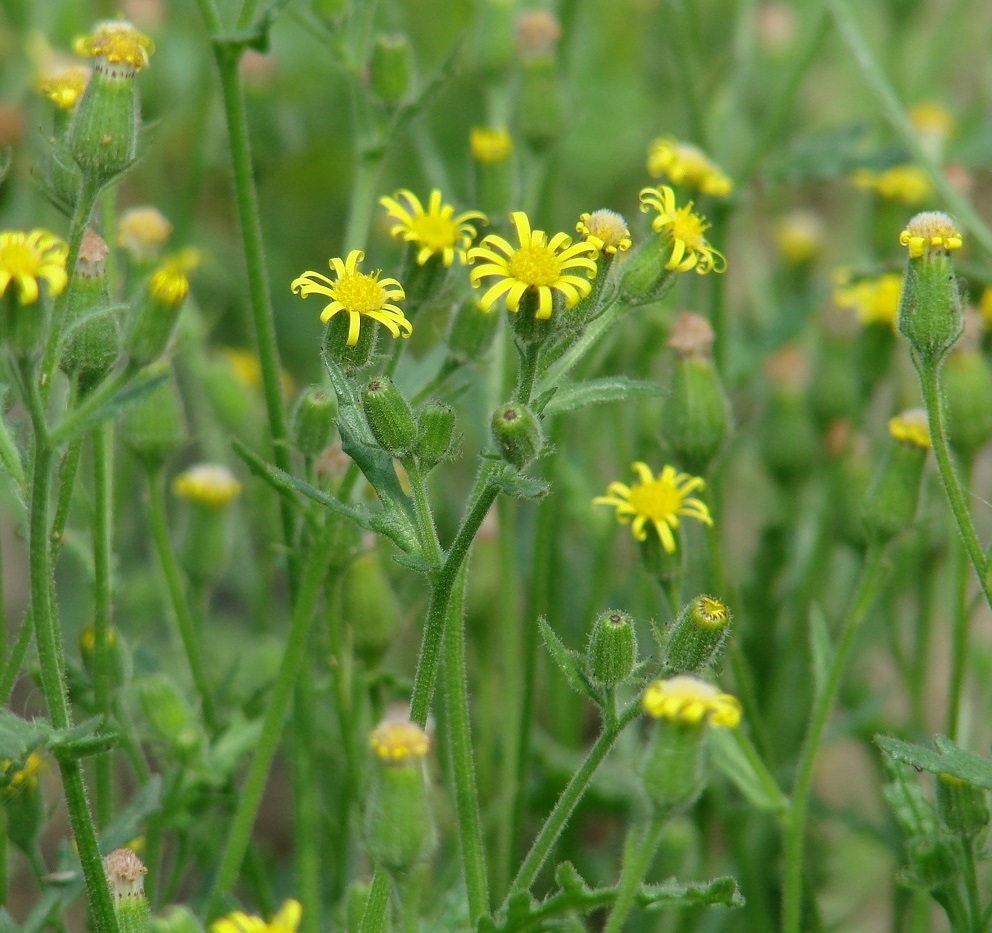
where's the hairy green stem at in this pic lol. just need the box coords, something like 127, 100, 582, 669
946, 518, 971, 741
291, 667, 321, 933
603, 811, 668, 933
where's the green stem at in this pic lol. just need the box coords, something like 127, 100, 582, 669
48, 365, 133, 448
915, 356, 992, 611
206, 525, 334, 917
291, 667, 321, 933
0, 414, 25, 491
50, 436, 83, 555
781, 545, 886, 933
536, 294, 623, 388
603, 811, 668, 933
145, 466, 218, 735
358, 872, 390, 933
961, 839, 982, 933
442, 564, 490, 923
503, 701, 642, 905
946, 519, 971, 741
344, 151, 386, 252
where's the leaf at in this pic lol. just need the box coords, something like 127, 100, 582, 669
875, 734, 992, 788
493, 473, 550, 500
392, 551, 439, 573
531, 385, 559, 415
542, 377, 666, 416
369, 506, 423, 555
337, 418, 415, 517
808, 603, 832, 703
637, 876, 745, 910
708, 729, 786, 813
0, 711, 113, 766
538, 618, 594, 699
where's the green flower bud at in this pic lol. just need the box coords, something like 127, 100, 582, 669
103, 849, 149, 933
586, 609, 637, 687
120, 364, 188, 466
470, 127, 515, 220
370, 34, 412, 106
414, 401, 457, 471
491, 402, 542, 468
665, 595, 732, 674
124, 254, 192, 366
513, 12, 563, 150
905, 835, 959, 888
897, 212, 964, 363
149, 905, 203, 933
638, 529, 682, 584
341, 549, 400, 666
471, 0, 515, 77
942, 338, 992, 461
172, 464, 243, 585
137, 674, 203, 761
936, 773, 990, 838
365, 719, 437, 875
760, 347, 817, 485
1, 753, 46, 851
80, 623, 132, 691
447, 296, 500, 362
619, 234, 674, 299
362, 377, 417, 455
862, 409, 930, 543
324, 311, 376, 368
662, 313, 731, 474
509, 287, 555, 348
292, 385, 337, 456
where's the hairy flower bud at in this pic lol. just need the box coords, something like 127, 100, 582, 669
586, 609, 637, 687
862, 409, 930, 542
664, 595, 732, 674
370, 34, 412, 105
292, 385, 337, 456
491, 403, 542, 468
362, 377, 417, 455
936, 773, 990, 839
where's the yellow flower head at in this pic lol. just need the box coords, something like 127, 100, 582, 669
217, 347, 294, 398
833, 273, 903, 329
172, 464, 243, 508
468, 212, 599, 320
74, 19, 154, 73
852, 164, 931, 205
1, 753, 44, 794
774, 210, 824, 265
899, 211, 963, 259
470, 126, 512, 164
291, 249, 411, 347
369, 719, 431, 766
639, 186, 726, 275
379, 189, 487, 267
646, 137, 733, 197
888, 408, 931, 449
593, 462, 713, 553
0, 230, 68, 305
576, 210, 631, 255
119, 207, 173, 261
642, 675, 741, 728
909, 101, 954, 142
211, 900, 302, 933
149, 249, 199, 306
38, 64, 90, 109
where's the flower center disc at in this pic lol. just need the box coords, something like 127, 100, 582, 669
671, 207, 708, 249
507, 244, 562, 287
627, 477, 682, 521
410, 216, 457, 251
335, 272, 386, 313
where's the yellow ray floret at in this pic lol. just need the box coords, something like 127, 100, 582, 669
646, 137, 733, 197
642, 675, 741, 728
468, 212, 598, 320
379, 189, 487, 267
593, 462, 712, 553
211, 899, 302, 933
291, 249, 411, 347
639, 186, 725, 275
576, 210, 631, 255
899, 211, 962, 259
0, 229, 69, 305
74, 19, 154, 71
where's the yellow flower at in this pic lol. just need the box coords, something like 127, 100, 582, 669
38, 64, 90, 109
576, 210, 631, 255
639, 186, 725, 275
369, 719, 431, 765
0, 230, 69, 305
470, 126, 512, 163
773, 210, 824, 265
468, 212, 598, 320
833, 273, 903, 329
379, 189, 487, 267
909, 101, 954, 142
217, 347, 294, 398
641, 675, 741, 728
899, 211, 963, 259
291, 250, 410, 346
172, 464, 243, 508
1, 753, 44, 794
646, 137, 733, 197
211, 899, 302, 933
74, 19, 154, 72
118, 207, 173, 260
593, 462, 712, 553
852, 164, 931, 205
888, 408, 930, 449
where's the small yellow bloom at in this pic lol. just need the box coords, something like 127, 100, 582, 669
642, 676, 741, 728
1, 753, 44, 794
646, 137, 733, 197
593, 462, 712, 553
470, 126, 512, 163
909, 101, 954, 142
833, 273, 903, 329
38, 64, 90, 109
211, 899, 302, 933
291, 249, 411, 347
773, 210, 824, 265
172, 464, 243, 508
369, 719, 431, 765
74, 19, 154, 72
888, 408, 931, 449
639, 186, 726, 275
217, 347, 294, 398
852, 164, 931, 205
576, 210, 631, 255
899, 211, 963, 259
379, 189, 486, 267
149, 249, 199, 306
468, 212, 598, 320
0, 230, 68, 305
118, 207, 173, 261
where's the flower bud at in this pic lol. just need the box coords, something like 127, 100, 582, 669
119, 206, 172, 268
471, 0, 515, 77
172, 464, 243, 585
862, 409, 930, 543
80, 623, 132, 690
586, 609, 637, 687
119, 364, 188, 466
470, 127, 515, 219
936, 772, 990, 839
341, 549, 400, 666
324, 309, 376, 368
137, 674, 203, 760
370, 34, 412, 106
103, 848, 149, 933
447, 296, 500, 362
149, 905, 202, 933
662, 313, 731, 474
942, 338, 992, 461
362, 377, 417, 455
515, 56, 564, 151
619, 235, 673, 299
1, 753, 45, 851
124, 252, 194, 366
905, 835, 958, 888
61, 229, 120, 390
365, 719, 437, 875
760, 347, 817, 485
491, 402, 542, 468
414, 401, 457, 471
292, 385, 337, 456
897, 212, 964, 363
664, 595, 732, 674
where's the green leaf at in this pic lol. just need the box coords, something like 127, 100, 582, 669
532, 385, 559, 415
637, 875, 745, 910
709, 729, 786, 813
808, 603, 832, 703
875, 734, 992, 788
0, 711, 113, 767
368, 506, 423, 555
66, 369, 167, 438
539, 617, 595, 699
337, 418, 415, 517
542, 377, 666, 416
493, 473, 550, 499
392, 551, 440, 573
